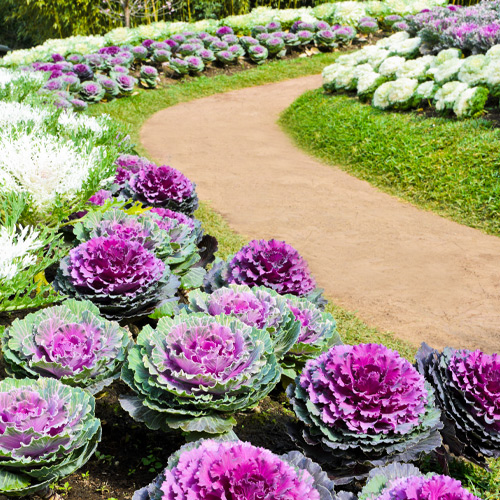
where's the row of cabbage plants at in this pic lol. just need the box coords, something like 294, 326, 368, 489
322, 30, 500, 117
0, 1, 448, 68
406, 0, 500, 55
0, 57, 498, 500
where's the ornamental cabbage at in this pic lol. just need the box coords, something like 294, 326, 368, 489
79, 80, 105, 102
133, 439, 346, 500
248, 45, 269, 64
54, 236, 180, 320
140, 65, 159, 88
188, 285, 300, 360
120, 313, 282, 434
416, 343, 500, 467
2, 299, 131, 394
359, 463, 480, 500
0, 377, 101, 497
122, 163, 199, 215
204, 239, 317, 297
287, 344, 442, 483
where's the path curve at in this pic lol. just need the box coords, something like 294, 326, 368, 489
142, 75, 500, 353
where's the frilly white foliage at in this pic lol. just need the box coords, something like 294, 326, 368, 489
0, 225, 44, 280
390, 36, 421, 58
379, 56, 406, 77
396, 56, 434, 80
458, 55, 488, 86
0, 101, 110, 137
415, 81, 438, 101
0, 68, 45, 88
373, 78, 418, 109
0, 130, 105, 211
453, 86, 489, 118
434, 81, 469, 111
357, 71, 386, 98
428, 58, 464, 85
375, 31, 410, 50
372, 81, 393, 109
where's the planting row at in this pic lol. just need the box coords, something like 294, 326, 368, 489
0, 1, 447, 68
322, 31, 500, 117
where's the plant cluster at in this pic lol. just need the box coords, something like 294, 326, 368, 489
322, 31, 500, 118
406, 1, 500, 54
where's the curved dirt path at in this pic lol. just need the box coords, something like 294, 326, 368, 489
142, 75, 500, 354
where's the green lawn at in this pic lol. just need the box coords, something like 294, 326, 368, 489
88, 56, 500, 498
280, 90, 500, 236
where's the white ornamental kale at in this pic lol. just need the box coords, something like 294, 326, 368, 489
414, 81, 439, 102
378, 56, 406, 78
0, 225, 45, 281
396, 56, 435, 81
361, 46, 390, 70
0, 68, 45, 88
434, 81, 469, 112
0, 130, 106, 213
375, 31, 410, 51
453, 86, 489, 118
485, 61, 500, 97
323, 63, 357, 91
428, 58, 464, 85
2, 299, 132, 394
485, 44, 500, 63
373, 78, 419, 110
357, 71, 387, 100
458, 55, 488, 86
389, 37, 422, 58
0, 377, 101, 497
434, 48, 462, 66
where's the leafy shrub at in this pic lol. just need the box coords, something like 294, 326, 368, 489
2, 299, 132, 394
133, 439, 347, 500
120, 313, 281, 434
287, 343, 443, 483
0, 377, 101, 496
416, 343, 500, 467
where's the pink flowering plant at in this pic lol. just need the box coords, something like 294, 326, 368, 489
132, 439, 348, 500
287, 344, 442, 483
187, 284, 301, 360
0, 377, 101, 496
120, 313, 281, 434
359, 463, 480, 500
1, 299, 131, 394
416, 343, 500, 467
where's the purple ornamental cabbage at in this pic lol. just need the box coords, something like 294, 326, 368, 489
239, 36, 260, 49
51, 53, 64, 62
284, 33, 301, 47
316, 30, 339, 48
124, 163, 199, 215
251, 25, 267, 37
416, 343, 500, 466
392, 21, 410, 32
178, 43, 198, 56
315, 21, 331, 31
2, 299, 132, 394
60, 74, 80, 92
297, 30, 315, 44
222, 34, 239, 44
67, 54, 84, 63
334, 26, 357, 43
42, 78, 64, 91
210, 40, 229, 52
88, 189, 112, 205
140, 65, 159, 88
114, 153, 152, 186
115, 73, 137, 95
120, 313, 282, 434
96, 75, 120, 98
110, 64, 129, 74
150, 207, 198, 231
359, 21, 379, 35
228, 44, 245, 58
70, 98, 88, 111
206, 239, 316, 296
169, 57, 190, 75
197, 48, 216, 63
266, 21, 282, 32
0, 377, 101, 496
99, 45, 121, 55
216, 26, 234, 36
287, 343, 443, 483
188, 284, 301, 360
216, 50, 236, 64
185, 56, 205, 74
153, 49, 171, 63
281, 295, 341, 377
265, 37, 286, 57
133, 439, 345, 500
73, 63, 93, 81
383, 14, 403, 28
360, 463, 480, 500
79, 80, 105, 103
171, 34, 186, 43
132, 45, 149, 60
53, 236, 179, 320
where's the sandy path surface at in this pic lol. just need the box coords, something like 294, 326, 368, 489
141, 74, 500, 353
